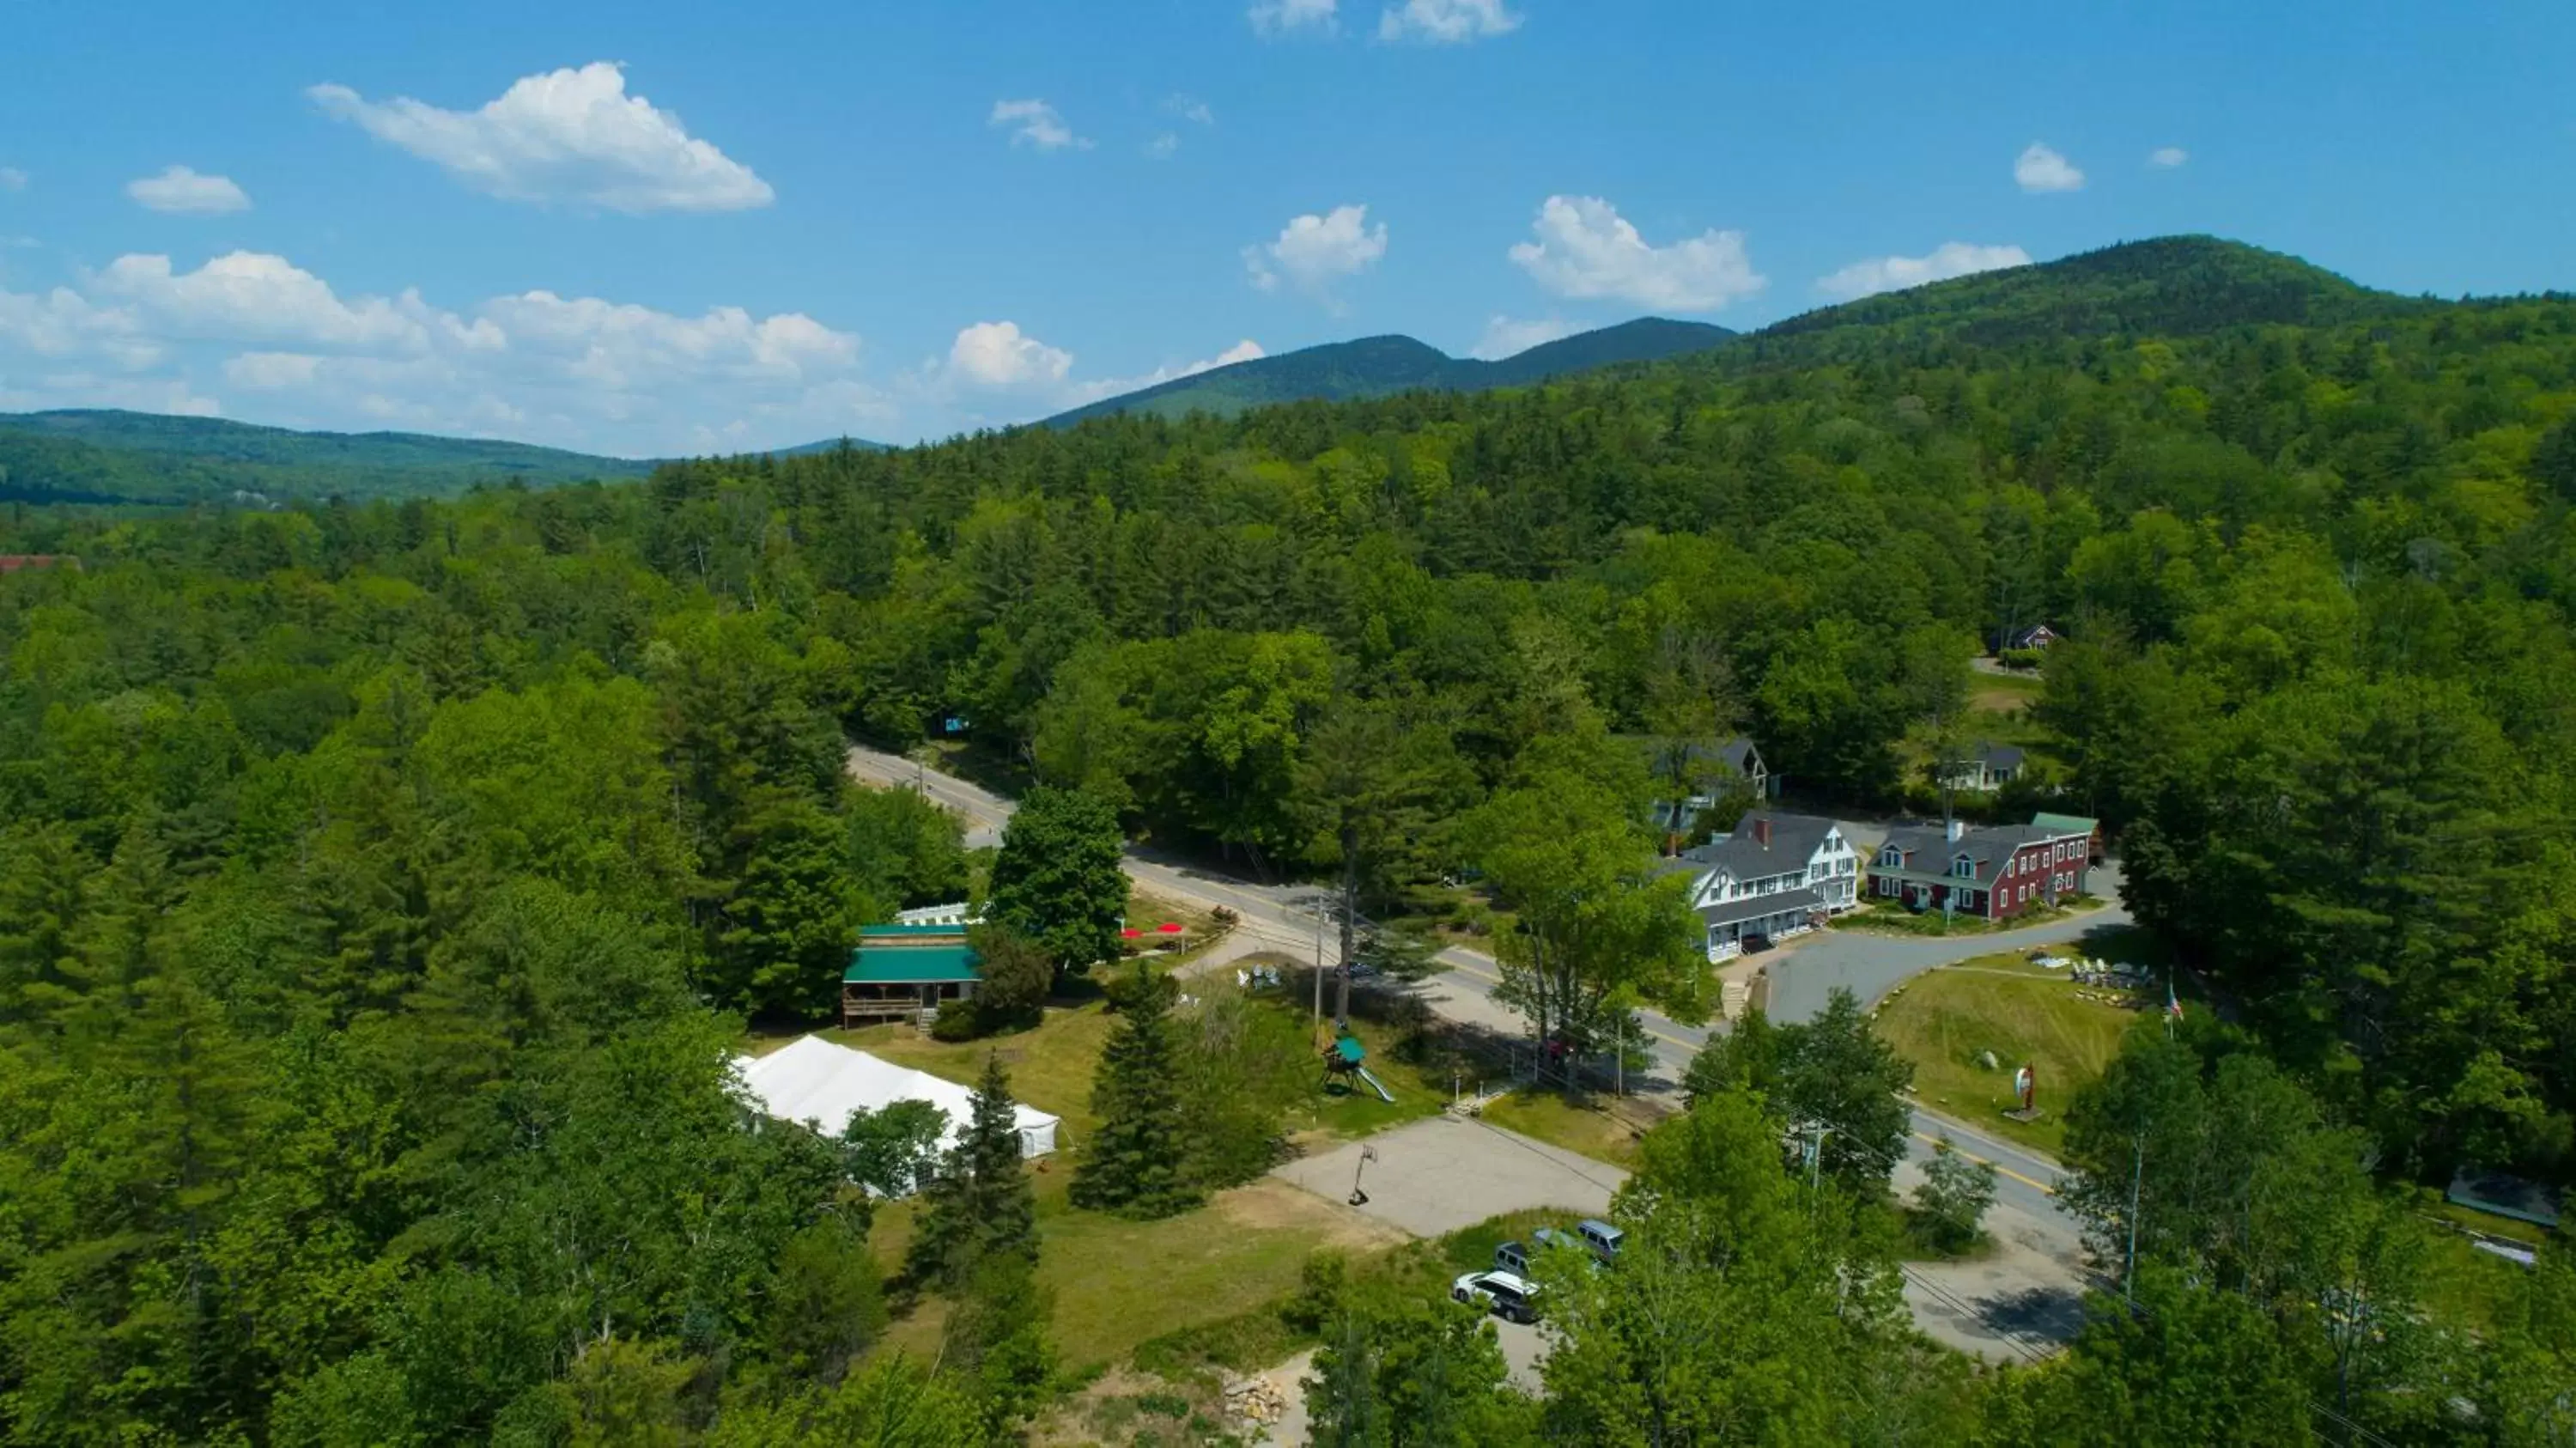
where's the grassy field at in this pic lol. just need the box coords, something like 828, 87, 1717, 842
1478, 1089, 1653, 1170
872, 1165, 1409, 1370
1839, 895, 2106, 939
1969, 669, 2044, 715
1872, 951, 2154, 1156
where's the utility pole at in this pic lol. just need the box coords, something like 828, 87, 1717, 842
1310, 898, 1324, 1027
2124, 1135, 2144, 1306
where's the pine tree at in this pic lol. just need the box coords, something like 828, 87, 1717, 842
906, 1052, 1037, 1287
1071, 965, 1201, 1219
1306, 1311, 1387, 1448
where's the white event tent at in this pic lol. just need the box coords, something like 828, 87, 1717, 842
735, 1034, 1060, 1168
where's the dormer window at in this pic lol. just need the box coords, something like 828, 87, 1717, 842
1878, 846, 1902, 867
1951, 855, 1975, 879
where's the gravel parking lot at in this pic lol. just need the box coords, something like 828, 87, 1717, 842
1272, 1114, 1629, 1239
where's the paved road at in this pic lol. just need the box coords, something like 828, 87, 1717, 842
849, 745, 2106, 1344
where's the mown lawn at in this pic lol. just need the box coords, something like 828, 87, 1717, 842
1872, 952, 2148, 1156
1478, 1089, 1652, 1170
1838, 895, 2107, 939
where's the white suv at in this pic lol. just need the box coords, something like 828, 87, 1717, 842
1450, 1269, 1540, 1324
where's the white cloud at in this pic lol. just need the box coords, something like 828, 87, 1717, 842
947, 320, 1075, 389
1507, 195, 1763, 312
0, 167, 27, 192
2148, 146, 2189, 169
1146, 132, 1181, 161
1469, 315, 1579, 360
1250, 0, 1338, 37
1059, 338, 1266, 408
125, 166, 251, 216
989, 99, 1090, 152
94, 251, 463, 351
2014, 142, 2085, 192
222, 350, 324, 389
1378, 0, 1521, 43
308, 62, 773, 213
1164, 94, 1216, 126
0, 248, 883, 453
0, 283, 157, 367
1243, 204, 1388, 307
1815, 241, 2032, 300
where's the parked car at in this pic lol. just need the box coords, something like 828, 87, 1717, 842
1492, 1226, 1584, 1276
1577, 1218, 1625, 1262
1451, 1269, 1540, 1323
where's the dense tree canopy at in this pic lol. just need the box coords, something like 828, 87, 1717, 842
2, 236, 2572, 1438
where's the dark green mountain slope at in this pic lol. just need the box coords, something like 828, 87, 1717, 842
0, 410, 652, 503
1744, 235, 2416, 360
1042, 317, 1735, 427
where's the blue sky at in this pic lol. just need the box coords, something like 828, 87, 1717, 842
1, 0, 2568, 454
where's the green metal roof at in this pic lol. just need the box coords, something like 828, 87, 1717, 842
2031, 812, 2099, 835
858, 922, 971, 939
845, 944, 981, 985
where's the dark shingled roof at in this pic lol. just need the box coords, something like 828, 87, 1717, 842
1975, 740, 2026, 770
1676, 810, 1841, 883
1698, 885, 1826, 929
1873, 820, 2078, 887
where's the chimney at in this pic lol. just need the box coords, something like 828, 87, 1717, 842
1946, 817, 1965, 843
1752, 817, 1771, 848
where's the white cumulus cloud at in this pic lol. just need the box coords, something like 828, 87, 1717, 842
222, 350, 324, 390
2148, 146, 2189, 169
1243, 204, 1388, 307
1815, 242, 2032, 300
125, 166, 251, 216
2014, 142, 2085, 192
1470, 315, 1578, 360
1507, 195, 1763, 312
94, 252, 455, 350
308, 62, 774, 213
1145, 133, 1181, 161
1250, 0, 1338, 37
1378, 0, 1521, 43
1165, 94, 1216, 126
0, 248, 884, 453
947, 320, 1076, 389
1060, 338, 1267, 408
989, 99, 1090, 152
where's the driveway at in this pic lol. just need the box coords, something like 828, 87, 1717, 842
854, 747, 2099, 1354
1271, 1115, 1627, 1239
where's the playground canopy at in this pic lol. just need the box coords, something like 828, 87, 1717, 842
734, 1035, 1060, 1169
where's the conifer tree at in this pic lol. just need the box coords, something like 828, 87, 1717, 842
906, 1052, 1037, 1287
1071, 965, 1200, 1219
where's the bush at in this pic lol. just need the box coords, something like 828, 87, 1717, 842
929, 1007, 981, 1042
1279, 1251, 1349, 1335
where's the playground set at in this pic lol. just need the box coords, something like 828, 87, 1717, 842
1318, 1026, 1397, 1104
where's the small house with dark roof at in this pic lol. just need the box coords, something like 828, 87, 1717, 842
1668, 809, 1858, 960
1650, 735, 1776, 834
1868, 814, 2094, 921
2002, 624, 2060, 653
1941, 740, 2026, 793
842, 922, 982, 1027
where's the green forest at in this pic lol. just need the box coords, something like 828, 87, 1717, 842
2, 235, 2573, 1443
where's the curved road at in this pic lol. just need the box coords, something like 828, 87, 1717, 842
849, 744, 2115, 1334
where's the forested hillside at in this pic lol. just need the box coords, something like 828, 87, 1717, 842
1037, 315, 1733, 426
3, 235, 2573, 1442
0, 409, 653, 505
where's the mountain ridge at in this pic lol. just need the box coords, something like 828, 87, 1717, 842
0, 238, 2461, 505
1038, 316, 1737, 429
